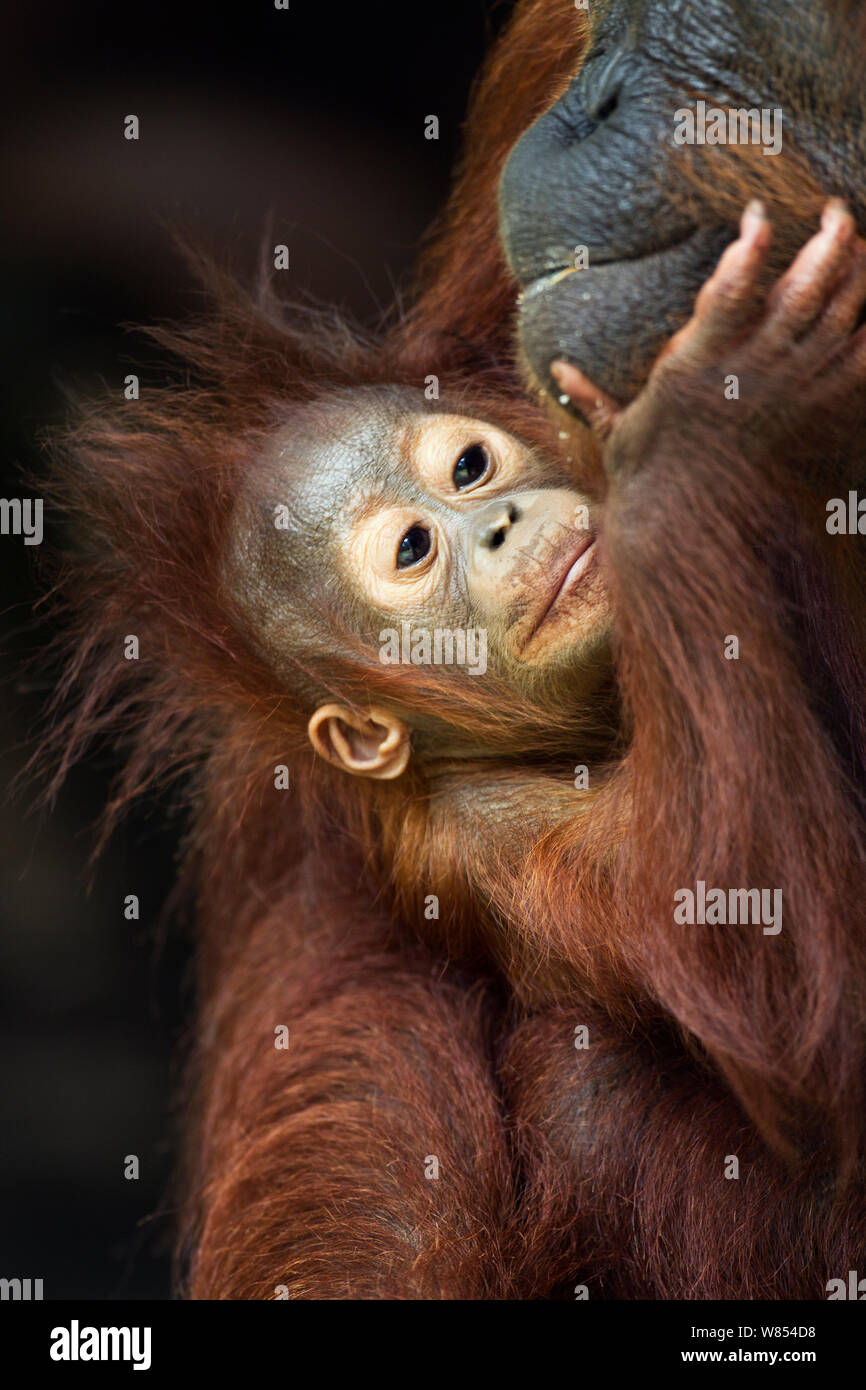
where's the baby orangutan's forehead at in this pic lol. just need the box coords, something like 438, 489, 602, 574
262, 388, 428, 526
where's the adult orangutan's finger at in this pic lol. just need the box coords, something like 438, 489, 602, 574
763, 198, 856, 341
663, 200, 772, 364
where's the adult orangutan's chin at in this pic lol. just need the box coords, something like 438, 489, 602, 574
499, 0, 866, 402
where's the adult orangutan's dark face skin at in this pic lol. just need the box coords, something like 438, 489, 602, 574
499, 0, 866, 403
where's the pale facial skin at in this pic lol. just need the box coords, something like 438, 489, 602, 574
238, 388, 611, 780
340, 411, 608, 659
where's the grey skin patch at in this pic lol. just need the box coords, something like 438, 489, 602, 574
499, 0, 865, 399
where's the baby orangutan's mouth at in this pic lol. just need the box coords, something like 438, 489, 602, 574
523, 532, 597, 646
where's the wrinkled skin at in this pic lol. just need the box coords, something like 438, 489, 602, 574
499, 0, 866, 400
232, 386, 611, 713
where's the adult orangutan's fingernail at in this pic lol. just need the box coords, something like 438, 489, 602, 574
743, 199, 766, 228
822, 198, 852, 234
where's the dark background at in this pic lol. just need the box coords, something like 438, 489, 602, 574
0, 0, 512, 1299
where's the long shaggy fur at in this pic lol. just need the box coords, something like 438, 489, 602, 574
43, 0, 866, 1298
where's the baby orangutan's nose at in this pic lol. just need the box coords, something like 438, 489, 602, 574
474, 497, 521, 552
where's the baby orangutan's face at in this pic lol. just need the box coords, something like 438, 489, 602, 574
234, 387, 613, 778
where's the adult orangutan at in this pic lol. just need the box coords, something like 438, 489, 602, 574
49, 0, 866, 1299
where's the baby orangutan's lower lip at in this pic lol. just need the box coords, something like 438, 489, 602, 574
526, 535, 597, 643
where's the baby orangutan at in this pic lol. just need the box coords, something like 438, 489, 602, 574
53, 202, 866, 1298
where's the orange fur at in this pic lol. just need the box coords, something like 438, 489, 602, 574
44, 0, 866, 1299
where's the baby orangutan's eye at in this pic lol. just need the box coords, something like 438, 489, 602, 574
396, 525, 432, 569
453, 443, 489, 490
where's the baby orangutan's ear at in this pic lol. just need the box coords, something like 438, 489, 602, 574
307, 703, 411, 779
